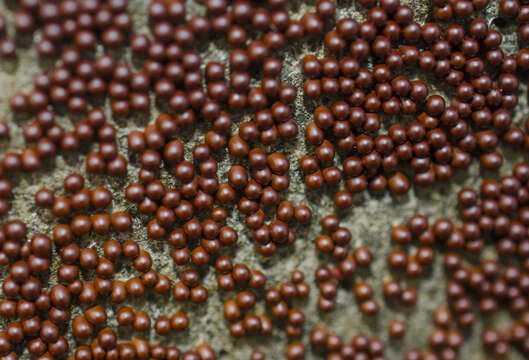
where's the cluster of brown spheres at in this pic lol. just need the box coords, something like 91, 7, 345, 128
309, 326, 387, 359
1, 0, 529, 359
300, 0, 529, 211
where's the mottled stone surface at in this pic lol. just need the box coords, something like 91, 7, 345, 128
0, 0, 527, 359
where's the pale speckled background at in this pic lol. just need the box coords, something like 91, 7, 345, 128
0, 0, 527, 359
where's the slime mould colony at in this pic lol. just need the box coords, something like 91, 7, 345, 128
0, 0, 528, 359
